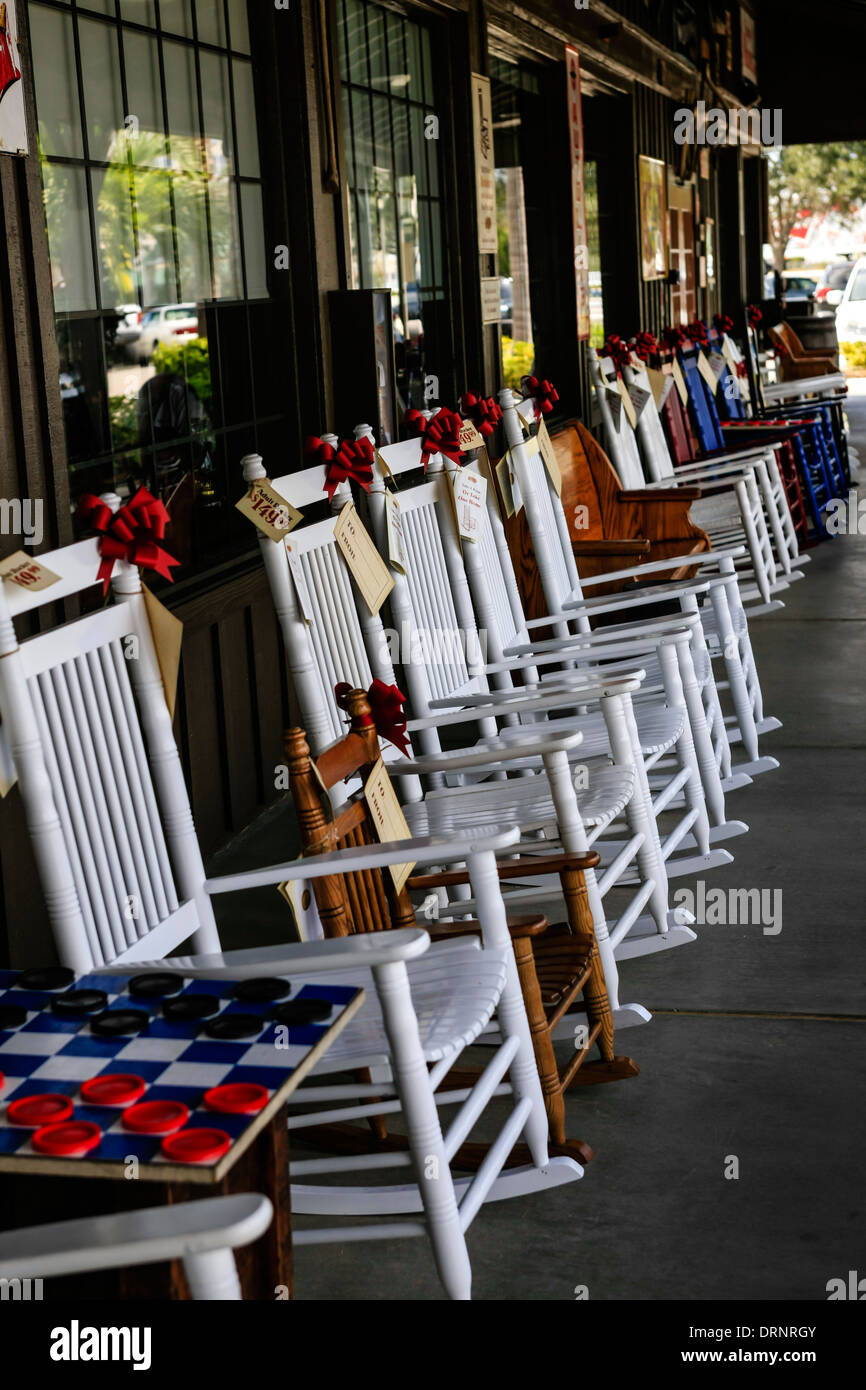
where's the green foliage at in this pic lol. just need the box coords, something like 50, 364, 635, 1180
840, 340, 866, 371
108, 393, 139, 450
768, 143, 866, 269
152, 337, 212, 411
501, 336, 534, 389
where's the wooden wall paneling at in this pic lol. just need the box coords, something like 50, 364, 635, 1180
249, 598, 289, 804
176, 622, 227, 855
216, 608, 260, 831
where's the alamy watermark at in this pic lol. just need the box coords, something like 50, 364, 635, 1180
674, 101, 781, 149
0, 497, 43, 547
673, 881, 782, 935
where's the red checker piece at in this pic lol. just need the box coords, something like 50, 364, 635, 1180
123, 1099, 189, 1135
161, 1128, 232, 1164
32, 1121, 101, 1156
7, 1093, 74, 1127
81, 1074, 146, 1108
204, 1083, 269, 1115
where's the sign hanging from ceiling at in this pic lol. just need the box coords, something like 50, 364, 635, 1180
740, 6, 757, 85
565, 45, 590, 342
471, 73, 497, 256
0, 1, 26, 156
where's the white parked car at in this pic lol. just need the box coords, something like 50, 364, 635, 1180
138, 303, 200, 360
834, 257, 866, 350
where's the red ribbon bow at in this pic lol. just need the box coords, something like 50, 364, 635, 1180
713, 314, 734, 335
602, 335, 632, 374
459, 392, 502, 439
631, 331, 659, 362
747, 304, 763, 328
403, 407, 464, 471
317, 436, 374, 502
521, 376, 559, 420
662, 325, 688, 350
77, 487, 179, 595
334, 680, 411, 757
685, 320, 710, 348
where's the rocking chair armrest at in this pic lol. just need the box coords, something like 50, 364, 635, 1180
397, 730, 584, 777
559, 578, 711, 619
571, 538, 652, 555
619, 486, 703, 501
501, 618, 696, 662
415, 669, 645, 723
578, 544, 747, 588
110, 930, 434, 979
424, 916, 548, 941
203, 828, 521, 896
408, 848, 601, 891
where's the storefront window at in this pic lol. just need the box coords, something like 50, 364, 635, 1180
337, 0, 450, 411
490, 55, 540, 388
30, 0, 277, 577
584, 159, 605, 346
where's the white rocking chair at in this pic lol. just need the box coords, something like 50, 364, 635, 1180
0, 526, 583, 1301
0, 1193, 273, 1300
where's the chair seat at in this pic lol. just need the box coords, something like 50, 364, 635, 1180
302, 941, 510, 1067
532, 925, 594, 1009
407, 760, 635, 834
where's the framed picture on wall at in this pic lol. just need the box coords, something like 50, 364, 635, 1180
638, 155, 669, 281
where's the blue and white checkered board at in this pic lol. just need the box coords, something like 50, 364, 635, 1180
0, 970, 359, 1168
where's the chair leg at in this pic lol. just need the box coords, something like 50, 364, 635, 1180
373, 959, 471, 1300
512, 935, 569, 1148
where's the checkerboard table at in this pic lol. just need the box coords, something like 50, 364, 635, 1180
0, 967, 364, 1184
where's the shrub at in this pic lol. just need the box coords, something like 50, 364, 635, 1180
501, 336, 535, 389
839, 340, 866, 371
152, 337, 212, 410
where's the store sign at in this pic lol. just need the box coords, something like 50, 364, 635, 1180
740, 7, 757, 84
565, 46, 590, 340
0, 0, 26, 156
480, 276, 500, 324
471, 73, 497, 255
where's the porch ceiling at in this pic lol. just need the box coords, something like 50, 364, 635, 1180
758, 0, 866, 143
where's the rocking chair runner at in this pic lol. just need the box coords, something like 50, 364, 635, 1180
287, 686, 638, 1159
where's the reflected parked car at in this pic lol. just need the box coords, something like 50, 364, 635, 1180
781, 271, 817, 305
113, 304, 142, 347
815, 259, 854, 308
138, 304, 199, 361
833, 257, 866, 344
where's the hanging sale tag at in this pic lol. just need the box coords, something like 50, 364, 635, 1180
0, 551, 60, 592
375, 449, 396, 482
458, 420, 485, 453
364, 757, 416, 894
626, 381, 652, 423
605, 386, 623, 431
333, 502, 394, 615
236, 479, 302, 542
0, 721, 17, 798
672, 357, 689, 406
537, 419, 563, 496
142, 584, 183, 719
452, 468, 487, 543
697, 350, 719, 396
385, 490, 407, 574
277, 878, 308, 941
475, 446, 502, 522
617, 376, 637, 430
496, 451, 523, 517
285, 541, 314, 623
647, 367, 673, 410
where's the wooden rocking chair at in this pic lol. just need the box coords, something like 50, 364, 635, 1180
286, 687, 638, 1162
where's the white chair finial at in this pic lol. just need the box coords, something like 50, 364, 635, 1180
241, 453, 267, 484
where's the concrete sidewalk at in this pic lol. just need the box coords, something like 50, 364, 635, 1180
211, 407, 866, 1300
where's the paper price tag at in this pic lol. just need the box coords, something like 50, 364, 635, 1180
236, 480, 302, 542
277, 879, 309, 941
333, 502, 394, 615
375, 449, 395, 482
475, 446, 502, 521
537, 419, 562, 496
0, 551, 60, 592
285, 542, 314, 623
142, 584, 183, 719
385, 490, 407, 573
697, 350, 719, 396
495, 451, 523, 517
617, 376, 637, 429
0, 723, 17, 798
672, 357, 689, 405
452, 468, 487, 543
605, 386, 623, 431
364, 757, 415, 894
626, 382, 652, 423
647, 367, 673, 410
458, 420, 485, 453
